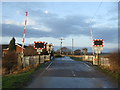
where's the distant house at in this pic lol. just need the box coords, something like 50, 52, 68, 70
1, 44, 9, 56
1, 43, 27, 57
15, 43, 27, 53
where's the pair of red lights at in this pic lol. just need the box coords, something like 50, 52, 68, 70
93, 45, 104, 47
34, 48, 45, 50
34, 41, 46, 50
93, 39, 104, 41
93, 39, 104, 47
34, 41, 45, 43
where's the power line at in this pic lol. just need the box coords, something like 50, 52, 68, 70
89, 1, 103, 55
72, 38, 74, 55
89, 1, 103, 39
89, 1, 103, 27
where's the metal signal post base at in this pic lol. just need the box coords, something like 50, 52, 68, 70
39, 53, 40, 64
37, 49, 42, 64
93, 43, 104, 65
95, 53, 99, 65
21, 53, 25, 68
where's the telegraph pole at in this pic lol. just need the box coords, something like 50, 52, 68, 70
59, 38, 64, 55
72, 38, 74, 55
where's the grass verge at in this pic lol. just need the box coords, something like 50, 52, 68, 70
2, 69, 34, 88
2, 62, 50, 89
70, 57, 83, 61
54, 55, 64, 58
95, 66, 120, 84
71, 56, 120, 85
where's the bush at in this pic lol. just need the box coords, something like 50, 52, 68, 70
109, 50, 120, 74
3, 51, 18, 74
24, 45, 38, 56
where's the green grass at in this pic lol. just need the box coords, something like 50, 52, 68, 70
2, 69, 34, 89
95, 65, 120, 84
2, 62, 51, 89
70, 57, 83, 61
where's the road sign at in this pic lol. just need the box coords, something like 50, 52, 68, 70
34, 41, 46, 50
93, 39, 104, 54
34, 41, 46, 64
46, 44, 53, 54
37, 49, 42, 54
93, 39, 104, 65
35, 43, 44, 48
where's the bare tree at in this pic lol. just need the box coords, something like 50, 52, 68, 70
56, 47, 72, 55
74, 49, 81, 55
82, 48, 88, 55
3, 51, 17, 74
109, 51, 120, 74
8, 37, 16, 51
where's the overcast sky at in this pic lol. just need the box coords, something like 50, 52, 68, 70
1, 1, 118, 52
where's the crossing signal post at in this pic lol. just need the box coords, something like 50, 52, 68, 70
59, 38, 64, 55
34, 41, 46, 64
46, 43, 53, 60
93, 39, 104, 65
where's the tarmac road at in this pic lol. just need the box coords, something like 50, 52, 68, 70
27, 56, 118, 88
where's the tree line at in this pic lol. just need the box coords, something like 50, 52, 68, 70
55, 47, 88, 55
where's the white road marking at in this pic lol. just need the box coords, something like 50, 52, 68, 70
46, 62, 53, 70
72, 71, 76, 77
83, 63, 91, 68
40, 62, 53, 76
86, 64, 90, 68
83, 63, 92, 71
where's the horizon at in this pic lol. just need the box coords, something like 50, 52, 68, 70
1, 39, 118, 53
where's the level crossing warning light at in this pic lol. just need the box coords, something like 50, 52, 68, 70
34, 41, 46, 50
93, 39, 104, 54
93, 39, 104, 65
93, 39, 104, 47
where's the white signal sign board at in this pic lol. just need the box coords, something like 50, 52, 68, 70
34, 41, 46, 50
46, 44, 53, 53
37, 49, 42, 54
93, 39, 104, 47
34, 41, 47, 55
93, 39, 104, 54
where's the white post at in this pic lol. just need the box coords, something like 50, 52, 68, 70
21, 12, 28, 68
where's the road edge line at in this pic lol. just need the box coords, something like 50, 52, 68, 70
46, 62, 53, 70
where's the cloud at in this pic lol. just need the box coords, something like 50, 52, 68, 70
92, 27, 118, 43
31, 25, 52, 32
2, 12, 118, 44
2, 2, 118, 44
39, 15, 92, 36
2, 24, 51, 38
3, 19, 21, 26
2, 14, 90, 35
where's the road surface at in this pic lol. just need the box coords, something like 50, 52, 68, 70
27, 56, 118, 88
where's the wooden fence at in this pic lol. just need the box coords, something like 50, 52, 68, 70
70, 55, 111, 68
2, 54, 51, 75
21, 55, 51, 68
